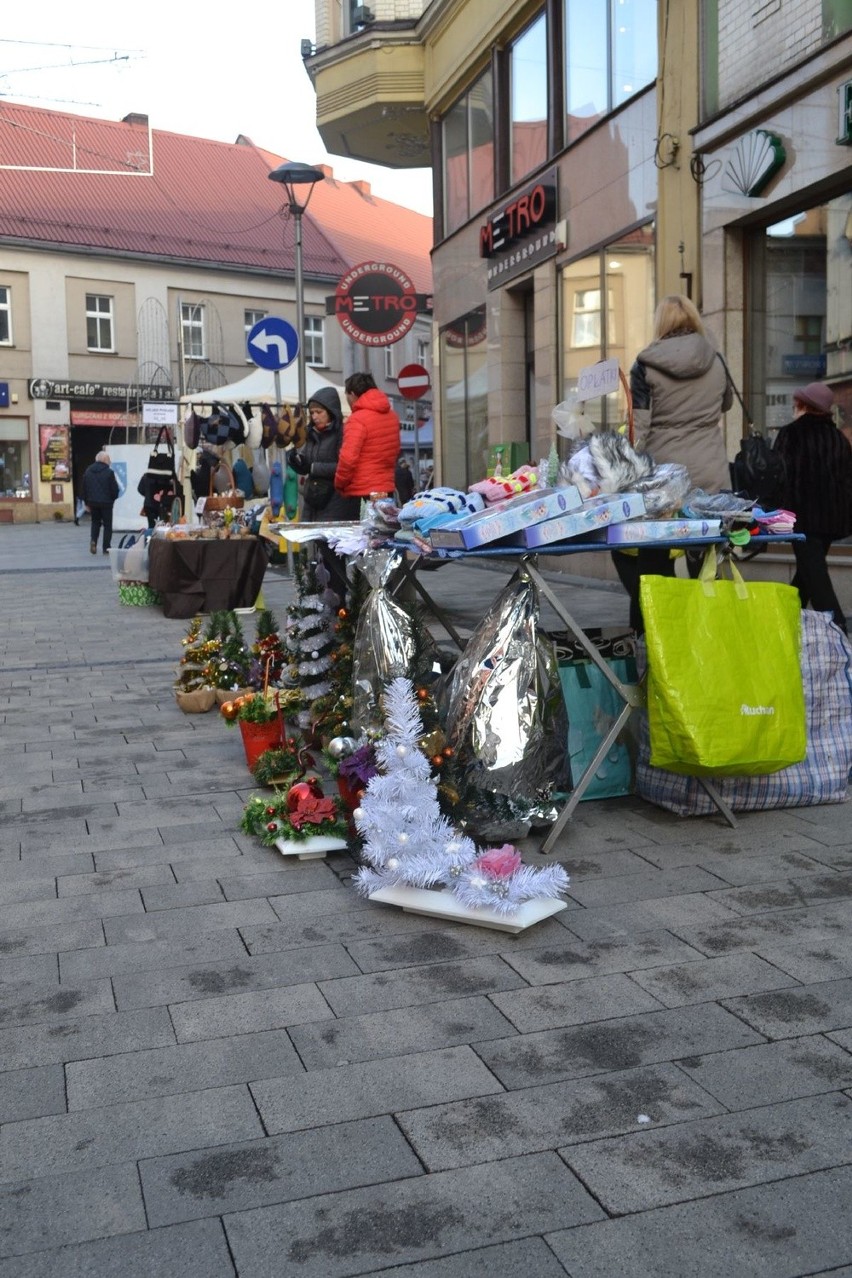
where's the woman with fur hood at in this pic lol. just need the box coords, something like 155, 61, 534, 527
773, 382, 852, 634
616, 294, 733, 631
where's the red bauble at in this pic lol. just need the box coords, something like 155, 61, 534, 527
431, 754, 443, 767
265, 806, 276, 816
286, 778, 323, 811
265, 821, 278, 833
443, 746, 454, 758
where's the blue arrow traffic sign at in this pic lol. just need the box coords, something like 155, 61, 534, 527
247, 316, 299, 371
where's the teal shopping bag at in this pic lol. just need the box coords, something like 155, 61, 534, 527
558, 651, 638, 799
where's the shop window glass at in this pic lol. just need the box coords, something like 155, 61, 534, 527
0, 422, 30, 497
565, 5, 608, 143
181, 303, 206, 360
440, 306, 487, 489
748, 198, 852, 433
0, 285, 11, 344
86, 294, 114, 352
612, 0, 657, 107
442, 69, 494, 235
510, 12, 548, 185
560, 224, 655, 431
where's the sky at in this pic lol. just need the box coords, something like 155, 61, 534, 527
0, 6, 434, 216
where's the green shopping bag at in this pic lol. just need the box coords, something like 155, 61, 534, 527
641, 549, 805, 776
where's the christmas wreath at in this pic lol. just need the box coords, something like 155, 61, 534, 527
240, 780, 349, 846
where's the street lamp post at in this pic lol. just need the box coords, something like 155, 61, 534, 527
268, 161, 326, 407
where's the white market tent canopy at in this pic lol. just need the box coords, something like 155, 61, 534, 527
179, 364, 346, 409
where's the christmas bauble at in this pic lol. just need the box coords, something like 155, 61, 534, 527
220, 701, 237, 721
286, 779, 323, 811
327, 736, 357, 759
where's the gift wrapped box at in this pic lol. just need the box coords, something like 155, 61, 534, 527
428, 486, 582, 550
606, 518, 721, 544
507, 493, 646, 548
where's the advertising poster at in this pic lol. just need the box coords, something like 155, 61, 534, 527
38, 424, 71, 482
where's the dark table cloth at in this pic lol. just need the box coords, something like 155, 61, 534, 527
148, 537, 268, 619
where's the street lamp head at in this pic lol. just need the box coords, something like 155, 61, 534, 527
268, 161, 326, 213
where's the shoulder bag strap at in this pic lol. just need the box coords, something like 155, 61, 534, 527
716, 353, 754, 433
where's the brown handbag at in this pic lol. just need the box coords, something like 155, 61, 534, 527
205, 461, 245, 512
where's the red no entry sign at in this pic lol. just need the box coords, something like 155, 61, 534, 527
397, 364, 431, 400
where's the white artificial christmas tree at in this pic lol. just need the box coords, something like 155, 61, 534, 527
352, 678, 570, 924
352, 678, 478, 896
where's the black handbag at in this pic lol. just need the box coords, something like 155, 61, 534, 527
719, 354, 787, 508
146, 426, 176, 476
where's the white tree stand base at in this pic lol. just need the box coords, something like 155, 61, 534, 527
368, 885, 567, 934
274, 835, 348, 861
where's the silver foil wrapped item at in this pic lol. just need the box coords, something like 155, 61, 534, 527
437, 565, 570, 840
351, 548, 416, 734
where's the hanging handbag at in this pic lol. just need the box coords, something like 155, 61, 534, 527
719, 353, 788, 508
641, 548, 806, 776
201, 406, 234, 447
241, 402, 263, 450
146, 426, 176, 476
204, 461, 245, 512
183, 411, 201, 451
252, 448, 270, 496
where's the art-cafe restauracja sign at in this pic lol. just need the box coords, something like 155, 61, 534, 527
29, 379, 178, 402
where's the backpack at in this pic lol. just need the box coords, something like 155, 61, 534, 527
730, 432, 788, 509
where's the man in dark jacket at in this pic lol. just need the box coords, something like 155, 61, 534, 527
774, 382, 852, 633
81, 451, 120, 555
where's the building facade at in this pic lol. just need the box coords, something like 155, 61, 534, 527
0, 105, 433, 522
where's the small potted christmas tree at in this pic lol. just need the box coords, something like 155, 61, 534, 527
173, 616, 217, 713
352, 678, 570, 933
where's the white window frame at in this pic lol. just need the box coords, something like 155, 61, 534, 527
86, 293, 114, 353
416, 338, 429, 367
384, 344, 395, 380
181, 302, 206, 360
0, 285, 11, 345
244, 308, 267, 360
303, 315, 325, 367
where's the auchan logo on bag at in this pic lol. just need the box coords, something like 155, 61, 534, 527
741, 704, 775, 715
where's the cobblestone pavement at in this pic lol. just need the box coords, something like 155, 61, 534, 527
2, 521, 852, 1276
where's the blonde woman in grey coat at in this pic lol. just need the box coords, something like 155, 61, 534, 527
617, 295, 733, 630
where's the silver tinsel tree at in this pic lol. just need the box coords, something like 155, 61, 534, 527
284, 555, 339, 732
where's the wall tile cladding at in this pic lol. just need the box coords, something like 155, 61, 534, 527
717, 0, 825, 107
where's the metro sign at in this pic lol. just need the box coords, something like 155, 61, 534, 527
333, 261, 419, 347
480, 172, 557, 258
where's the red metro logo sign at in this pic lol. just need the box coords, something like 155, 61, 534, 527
334, 261, 419, 347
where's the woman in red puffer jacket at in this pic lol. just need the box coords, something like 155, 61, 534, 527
335, 372, 401, 506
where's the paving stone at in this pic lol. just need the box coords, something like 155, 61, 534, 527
398, 1062, 721, 1171
171, 981, 334, 1042
546, 1163, 852, 1278
0, 1163, 146, 1260
337, 918, 571, 974
627, 952, 797, 1007
756, 937, 852, 984
475, 1003, 765, 1089
488, 971, 663, 1033
66, 1029, 305, 1109
0, 853, 95, 882
140, 1116, 424, 1226
678, 1035, 852, 1107
0, 1084, 262, 1183
0, 954, 56, 987
563, 1091, 852, 1214
566, 865, 727, 908
0, 919, 104, 959
365, 1238, 569, 1278
723, 977, 852, 1038
318, 956, 528, 1018
103, 898, 278, 944
242, 909, 463, 956
218, 866, 341, 900
693, 850, 835, 886
0, 878, 58, 907
0, 1219, 237, 1278
94, 838, 241, 871
0, 1006, 175, 1071
112, 945, 358, 1010
266, 888, 373, 925
140, 880, 227, 911
499, 930, 706, 987
708, 871, 852, 917
676, 901, 851, 957
59, 930, 249, 984
170, 851, 294, 882
57, 864, 175, 895
290, 996, 517, 1069
223, 1152, 602, 1277
0, 1064, 66, 1124
561, 892, 738, 941
629, 828, 827, 869
0, 887, 143, 932
548, 848, 660, 880
0, 977, 114, 1029
251, 1045, 503, 1134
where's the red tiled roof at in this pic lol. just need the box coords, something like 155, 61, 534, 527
0, 101, 432, 288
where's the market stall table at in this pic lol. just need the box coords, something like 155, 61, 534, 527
394, 533, 802, 849
148, 536, 268, 619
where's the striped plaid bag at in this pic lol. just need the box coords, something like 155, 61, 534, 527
635, 609, 852, 814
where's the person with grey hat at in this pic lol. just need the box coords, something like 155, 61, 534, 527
289, 385, 353, 601
773, 382, 852, 634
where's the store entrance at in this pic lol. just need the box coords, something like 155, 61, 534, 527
70, 427, 111, 508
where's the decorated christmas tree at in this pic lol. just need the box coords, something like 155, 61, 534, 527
353, 678, 571, 916
203, 611, 251, 692
283, 554, 338, 734
174, 616, 216, 694
249, 608, 286, 688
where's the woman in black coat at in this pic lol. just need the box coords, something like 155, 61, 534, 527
773, 382, 852, 633
288, 386, 354, 521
